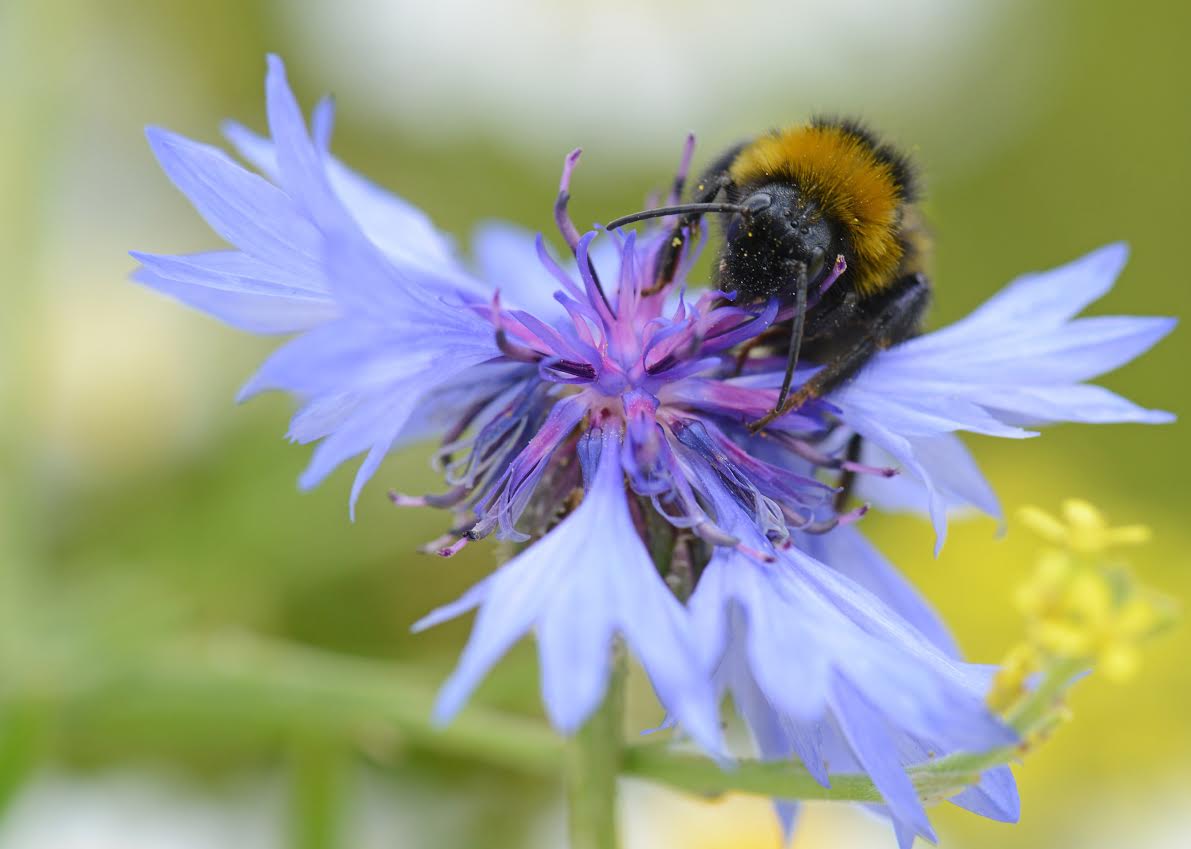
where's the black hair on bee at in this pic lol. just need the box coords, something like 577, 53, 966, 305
608, 117, 932, 436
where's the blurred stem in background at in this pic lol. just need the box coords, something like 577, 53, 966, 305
0, 3, 87, 821
565, 648, 625, 849
0, 1, 89, 542
289, 733, 348, 849
0, 502, 1173, 844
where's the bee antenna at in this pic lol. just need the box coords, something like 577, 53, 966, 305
605, 202, 750, 231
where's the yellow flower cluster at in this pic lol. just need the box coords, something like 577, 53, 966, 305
988, 500, 1175, 716
1018, 498, 1151, 555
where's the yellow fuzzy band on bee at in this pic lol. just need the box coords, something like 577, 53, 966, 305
729, 125, 904, 296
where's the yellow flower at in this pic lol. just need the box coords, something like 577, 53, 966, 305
1012, 500, 1173, 685
1013, 548, 1073, 617
1018, 499, 1151, 555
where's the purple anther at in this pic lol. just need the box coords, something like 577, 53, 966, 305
436, 536, 471, 558
840, 460, 898, 478
666, 133, 697, 206
553, 148, 584, 255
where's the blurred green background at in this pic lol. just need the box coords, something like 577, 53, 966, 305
1, 1, 1187, 847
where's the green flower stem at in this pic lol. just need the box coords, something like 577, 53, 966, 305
1005, 658, 1084, 734
617, 658, 1083, 805
64, 635, 563, 777
0, 699, 51, 815
289, 733, 347, 849
33, 632, 1078, 811
623, 743, 982, 804
565, 647, 626, 849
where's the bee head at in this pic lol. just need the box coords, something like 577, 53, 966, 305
722, 183, 837, 300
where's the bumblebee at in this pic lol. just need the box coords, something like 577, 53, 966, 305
608, 118, 931, 432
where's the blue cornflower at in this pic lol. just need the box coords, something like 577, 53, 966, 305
134, 56, 1173, 846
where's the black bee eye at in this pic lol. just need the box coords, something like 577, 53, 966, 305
807, 248, 826, 282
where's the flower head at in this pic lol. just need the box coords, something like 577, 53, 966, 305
135, 55, 1174, 847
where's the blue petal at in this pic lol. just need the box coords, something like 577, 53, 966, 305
873, 315, 1175, 394
835, 385, 1035, 441
145, 126, 319, 276
263, 55, 346, 235
690, 555, 830, 721
976, 383, 1174, 426
296, 395, 417, 512
421, 545, 561, 724
223, 119, 466, 278
418, 428, 722, 751
315, 181, 490, 330
834, 411, 969, 554
720, 650, 815, 842
798, 525, 961, 658
892, 817, 920, 849
832, 677, 936, 843
311, 96, 334, 153
237, 320, 434, 400
855, 434, 1002, 526
131, 251, 338, 334
910, 242, 1129, 349
221, 120, 281, 180
950, 765, 1020, 823
832, 244, 1174, 551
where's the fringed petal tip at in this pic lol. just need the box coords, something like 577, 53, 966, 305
411, 432, 724, 753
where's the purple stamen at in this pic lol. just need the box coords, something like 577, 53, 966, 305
773, 255, 850, 322
666, 132, 697, 207
797, 503, 871, 535
840, 459, 898, 478
554, 149, 613, 313
418, 532, 457, 554
838, 503, 870, 525
490, 293, 546, 363
533, 234, 586, 301
734, 541, 776, 564
815, 255, 847, 301
575, 232, 616, 325
495, 329, 543, 363
692, 520, 741, 549
700, 298, 780, 354
390, 485, 471, 509
539, 357, 597, 382
771, 432, 897, 478
553, 148, 584, 255
436, 536, 471, 558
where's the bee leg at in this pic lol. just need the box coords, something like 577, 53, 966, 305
748, 273, 930, 432
774, 261, 809, 410
833, 432, 864, 512
651, 142, 748, 290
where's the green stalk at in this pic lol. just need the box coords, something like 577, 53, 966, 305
35, 631, 1077, 812
62, 634, 563, 776
565, 647, 625, 849
625, 657, 1082, 803
1005, 658, 1084, 734
289, 733, 347, 849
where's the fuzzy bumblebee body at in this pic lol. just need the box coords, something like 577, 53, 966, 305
607, 117, 933, 435
724, 119, 927, 298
